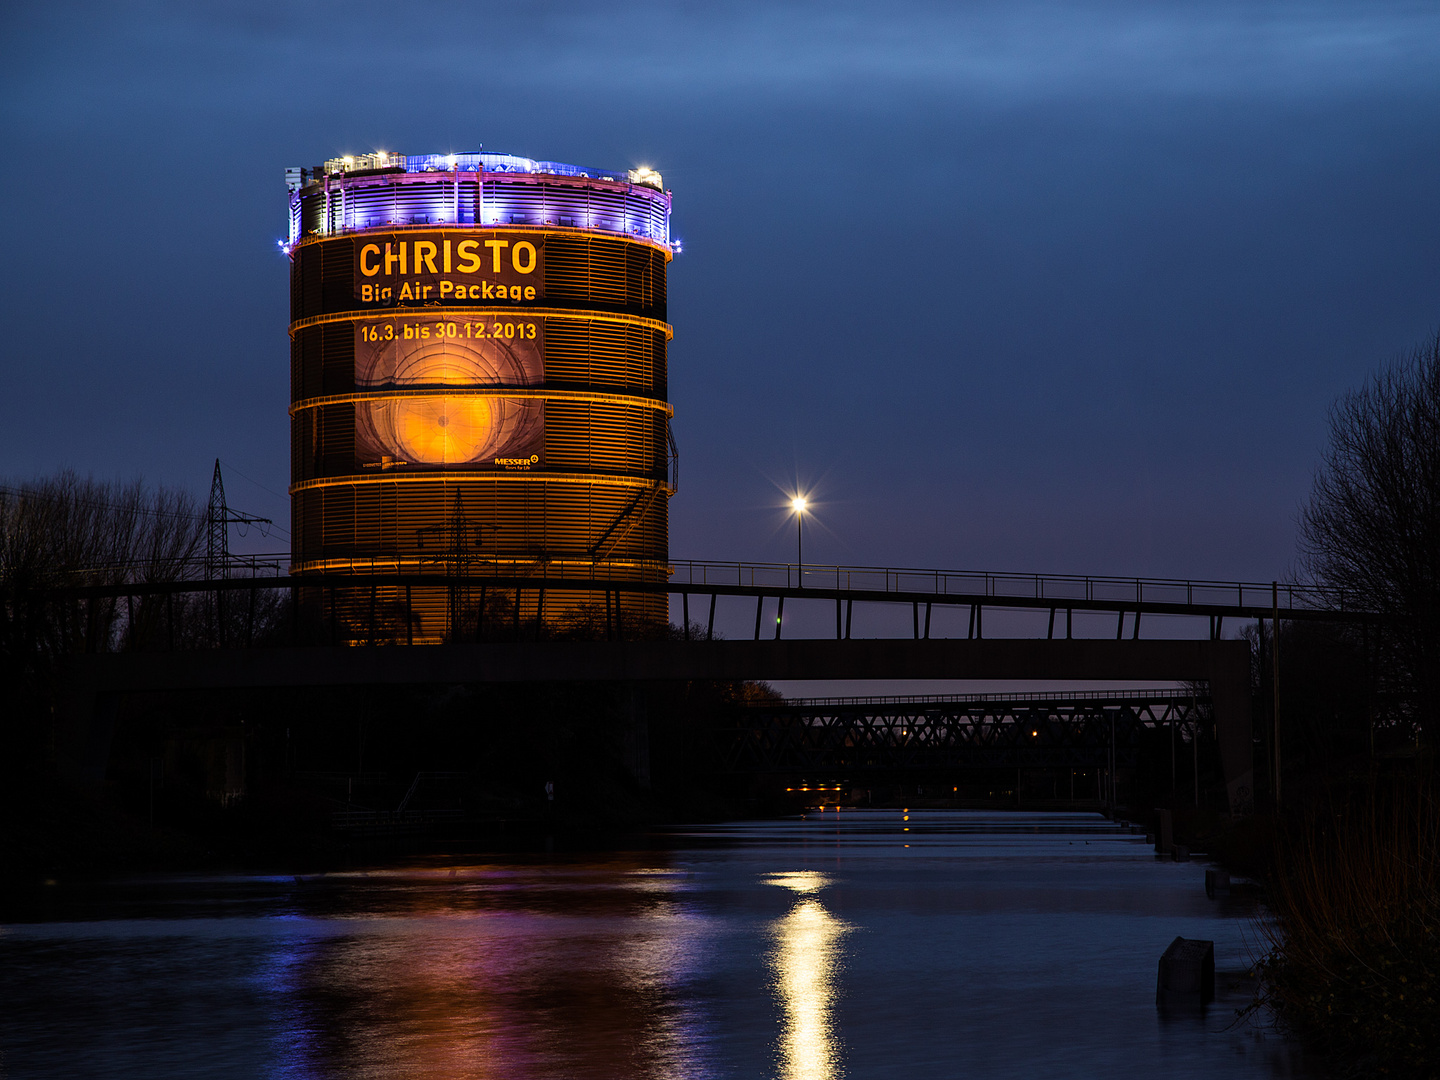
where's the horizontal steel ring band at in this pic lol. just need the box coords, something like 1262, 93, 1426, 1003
295, 225, 674, 260
290, 388, 672, 418
290, 472, 673, 496
288, 307, 673, 340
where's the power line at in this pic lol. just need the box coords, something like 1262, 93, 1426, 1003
216, 460, 292, 540
218, 459, 291, 509
0, 483, 203, 523
0, 473, 292, 540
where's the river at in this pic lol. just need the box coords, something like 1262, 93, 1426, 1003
0, 810, 1321, 1078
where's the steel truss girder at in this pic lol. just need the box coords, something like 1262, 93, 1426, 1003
726, 696, 1205, 775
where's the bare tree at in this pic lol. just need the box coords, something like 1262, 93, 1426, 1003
0, 474, 207, 756
1298, 332, 1440, 726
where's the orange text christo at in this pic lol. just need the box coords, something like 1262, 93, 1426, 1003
359, 239, 536, 276
359, 239, 538, 304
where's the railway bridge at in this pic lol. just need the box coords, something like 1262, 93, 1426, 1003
52, 557, 1375, 814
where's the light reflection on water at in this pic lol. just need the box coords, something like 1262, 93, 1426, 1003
766, 873, 851, 1080
251, 864, 715, 1079
0, 812, 1323, 1079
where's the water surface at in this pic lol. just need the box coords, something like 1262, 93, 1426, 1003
0, 811, 1319, 1078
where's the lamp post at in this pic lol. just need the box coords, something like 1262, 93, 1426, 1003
791, 496, 807, 588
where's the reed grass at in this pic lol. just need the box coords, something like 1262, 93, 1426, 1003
1258, 777, 1440, 1076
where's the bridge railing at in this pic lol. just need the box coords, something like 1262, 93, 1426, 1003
55, 552, 289, 585
771, 687, 1207, 709
44, 551, 1365, 617
668, 559, 1358, 613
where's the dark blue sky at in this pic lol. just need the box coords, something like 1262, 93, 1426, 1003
4, 0, 1439, 587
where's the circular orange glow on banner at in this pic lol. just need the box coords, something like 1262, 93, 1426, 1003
392, 396, 495, 463
354, 330, 543, 466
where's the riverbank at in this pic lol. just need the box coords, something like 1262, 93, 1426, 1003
1256, 774, 1438, 1078
1138, 760, 1437, 1080
0, 775, 1132, 884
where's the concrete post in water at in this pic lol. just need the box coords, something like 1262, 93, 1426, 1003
1156, 937, 1214, 1007
1204, 869, 1230, 898
1154, 808, 1173, 855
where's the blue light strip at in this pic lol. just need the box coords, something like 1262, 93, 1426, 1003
401, 152, 628, 182
287, 152, 673, 249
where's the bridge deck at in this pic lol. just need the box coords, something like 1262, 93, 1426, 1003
46, 556, 1370, 653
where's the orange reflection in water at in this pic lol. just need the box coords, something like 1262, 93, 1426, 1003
765, 871, 852, 1080
264, 860, 710, 1080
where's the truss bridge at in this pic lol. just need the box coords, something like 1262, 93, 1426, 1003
730, 687, 1208, 802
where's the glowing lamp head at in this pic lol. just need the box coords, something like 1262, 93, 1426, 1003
792, 496, 808, 514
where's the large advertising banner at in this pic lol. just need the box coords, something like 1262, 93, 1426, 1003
353, 316, 544, 471
353, 231, 544, 308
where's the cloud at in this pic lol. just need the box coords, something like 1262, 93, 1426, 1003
6, 0, 1440, 131
513, 1, 1440, 100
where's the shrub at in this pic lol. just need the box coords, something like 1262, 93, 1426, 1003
1258, 777, 1440, 1077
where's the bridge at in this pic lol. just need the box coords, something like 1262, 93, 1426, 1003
48, 556, 1375, 815
727, 686, 1209, 807
53, 556, 1369, 647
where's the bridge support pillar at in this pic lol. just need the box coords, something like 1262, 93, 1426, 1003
1207, 653, 1255, 815
621, 684, 651, 790
54, 669, 119, 790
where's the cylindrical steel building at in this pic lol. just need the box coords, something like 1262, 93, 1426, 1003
285, 150, 675, 642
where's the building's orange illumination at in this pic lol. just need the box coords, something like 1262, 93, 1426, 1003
286, 155, 677, 637
288, 306, 674, 340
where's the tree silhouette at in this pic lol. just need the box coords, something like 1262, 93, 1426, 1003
0, 473, 206, 776
1299, 332, 1440, 728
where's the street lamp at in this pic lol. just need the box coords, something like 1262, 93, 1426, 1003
791, 495, 807, 586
